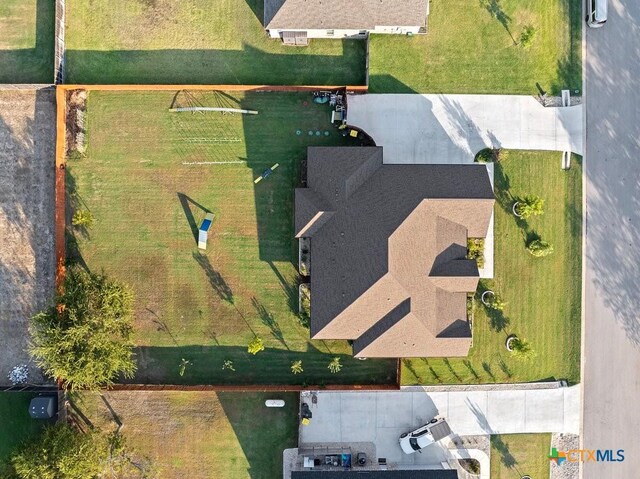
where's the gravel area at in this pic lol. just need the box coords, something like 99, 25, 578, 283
551, 433, 579, 479
0, 88, 56, 386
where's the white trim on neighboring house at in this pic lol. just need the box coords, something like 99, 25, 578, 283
268, 24, 424, 39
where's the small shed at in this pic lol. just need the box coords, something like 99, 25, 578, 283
198, 212, 215, 250
29, 396, 56, 419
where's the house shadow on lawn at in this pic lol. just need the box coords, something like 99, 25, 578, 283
64, 42, 367, 85
0, 0, 55, 83
128, 344, 398, 386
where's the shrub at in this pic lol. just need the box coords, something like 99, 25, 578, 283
71, 210, 95, 228
247, 337, 265, 355
178, 358, 191, 377
291, 360, 304, 374
527, 239, 554, 257
467, 238, 485, 268
520, 25, 537, 48
328, 357, 342, 374
510, 337, 535, 360
29, 266, 136, 390
222, 359, 235, 371
515, 195, 544, 219
474, 148, 500, 163
484, 292, 506, 311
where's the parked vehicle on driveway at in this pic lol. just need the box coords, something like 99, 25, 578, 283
399, 416, 452, 454
586, 0, 607, 28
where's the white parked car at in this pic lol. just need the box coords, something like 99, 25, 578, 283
399, 417, 451, 454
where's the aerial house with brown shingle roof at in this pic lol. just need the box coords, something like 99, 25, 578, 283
295, 147, 494, 358
264, 0, 429, 44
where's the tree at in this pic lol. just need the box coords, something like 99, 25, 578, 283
328, 357, 342, 374
247, 337, 265, 355
291, 360, 304, 375
514, 195, 544, 219
7, 425, 155, 479
72, 210, 95, 228
509, 337, 535, 360
484, 292, 507, 311
10, 423, 109, 479
519, 25, 537, 48
527, 238, 554, 257
29, 266, 136, 390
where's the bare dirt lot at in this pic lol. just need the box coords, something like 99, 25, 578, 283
0, 88, 56, 385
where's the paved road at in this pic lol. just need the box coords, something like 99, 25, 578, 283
582, 0, 640, 477
300, 386, 579, 466
348, 94, 583, 164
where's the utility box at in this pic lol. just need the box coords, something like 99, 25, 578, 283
29, 396, 56, 419
198, 213, 214, 250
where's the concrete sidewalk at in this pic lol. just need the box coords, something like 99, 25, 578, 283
299, 385, 580, 466
348, 94, 583, 164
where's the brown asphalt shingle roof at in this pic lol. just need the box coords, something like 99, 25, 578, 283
264, 0, 428, 31
295, 147, 494, 358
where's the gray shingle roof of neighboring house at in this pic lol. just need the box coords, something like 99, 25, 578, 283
292, 470, 459, 478
295, 147, 494, 358
264, 0, 429, 31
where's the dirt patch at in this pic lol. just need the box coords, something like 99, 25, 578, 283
0, 89, 56, 385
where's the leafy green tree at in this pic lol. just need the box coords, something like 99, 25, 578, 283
29, 266, 136, 390
247, 337, 265, 355
10, 424, 109, 479
515, 195, 544, 219
520, 25, 537, 48
71, 210, 95, 228
509, 337, 535, 360
291, 360, 304, 374
328, 357, 342, 374
527, 238, 554, 257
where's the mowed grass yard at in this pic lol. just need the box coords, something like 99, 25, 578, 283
0, 0, 54, 83
69, 90, 397, 385
71, 391, 297, 479
64, 0, 366, 85
491, 434, 551, 479
369, 0, 581, 94
402, 151, 582, 385
0, 393, 47, 464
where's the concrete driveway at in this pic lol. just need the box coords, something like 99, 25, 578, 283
299, 384, 579, 467
347, 94, 583, 164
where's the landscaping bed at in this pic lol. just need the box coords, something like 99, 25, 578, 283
401, 150, 582, 385
369, 0, 581, 94
68, 89, 397, 386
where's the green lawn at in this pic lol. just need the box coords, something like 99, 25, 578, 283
68, 90, 397, 385
369, 0, 581, 94
0, 393, 47, 464
72, 391, 297, 479
0, 0, 54, 83
401, 151, 582, 385
64, 0, 366, 85
490, 434, 551, 479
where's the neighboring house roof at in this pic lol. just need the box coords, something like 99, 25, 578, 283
295, 147, 494, 358
292, 470, 459, 478
264, 0, 428, 31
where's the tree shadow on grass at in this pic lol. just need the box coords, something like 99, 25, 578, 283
479, 0, 517, 46
192, 251, 234, 304
129, 344, 398, 386
251, 296, 288, 349
490, 435, 518, 469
